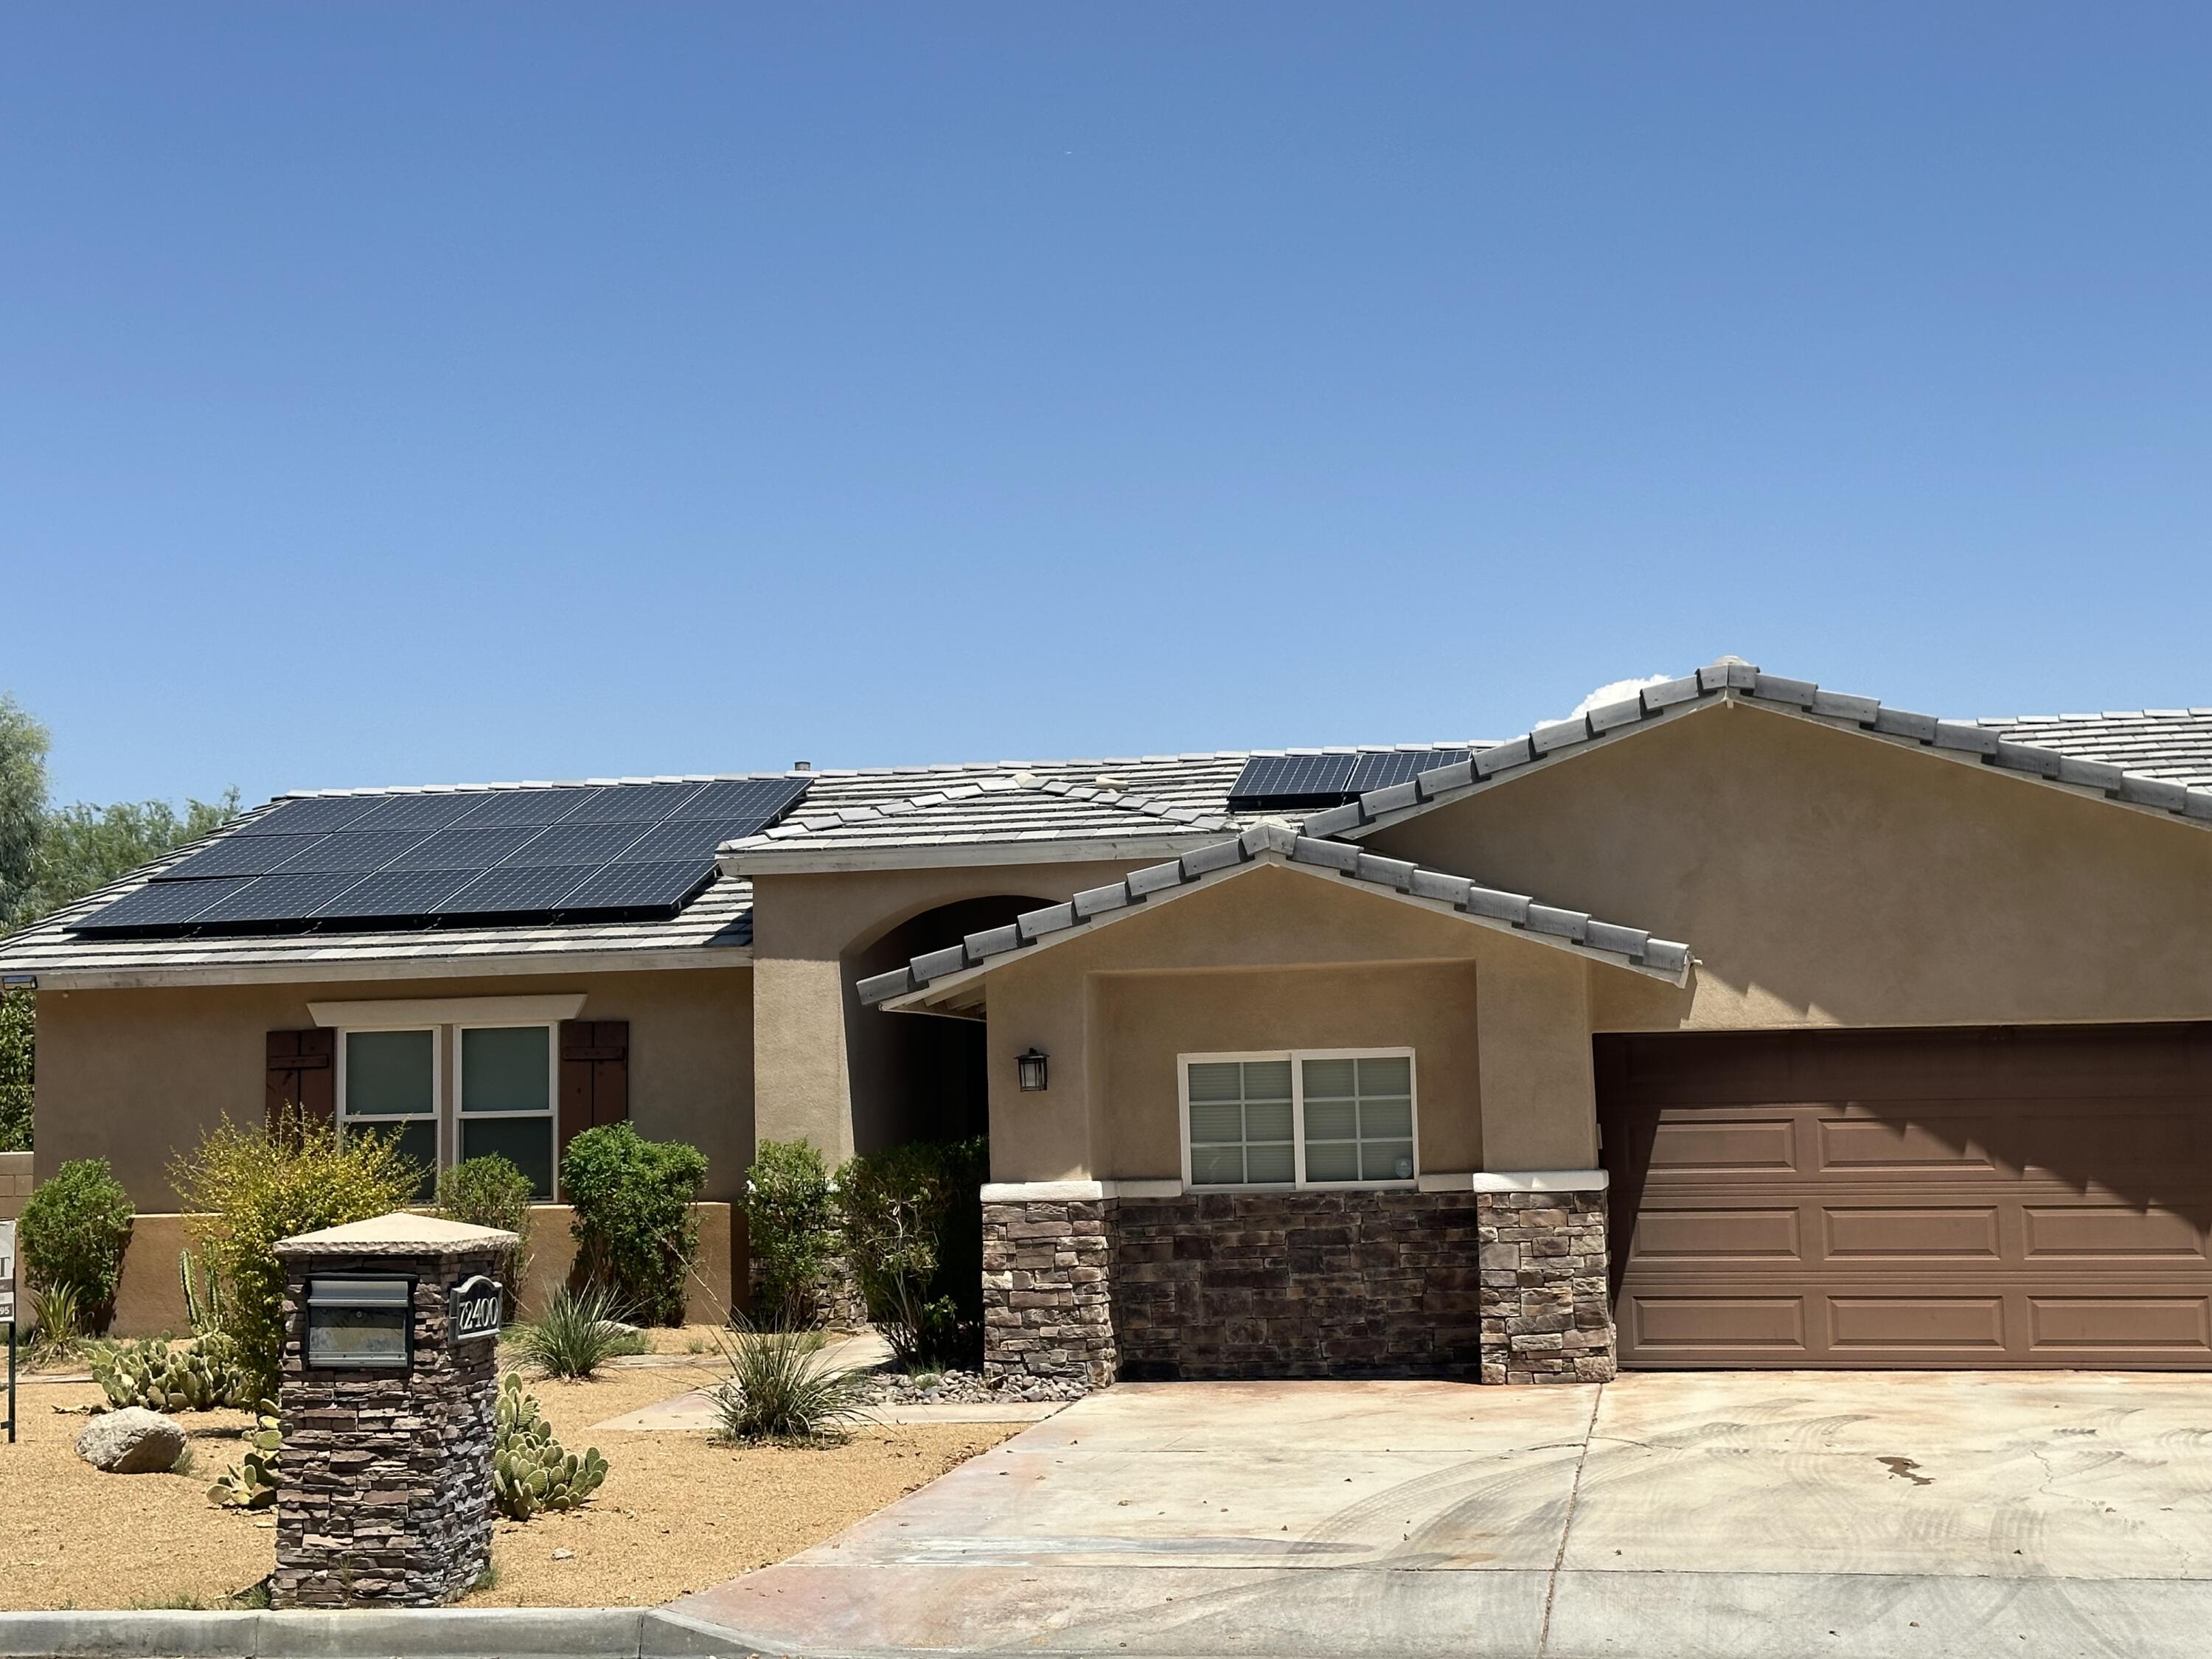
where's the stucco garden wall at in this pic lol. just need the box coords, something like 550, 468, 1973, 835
32, 965, 754, 1208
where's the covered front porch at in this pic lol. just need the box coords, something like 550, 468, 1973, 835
858, 826, 1692, 1388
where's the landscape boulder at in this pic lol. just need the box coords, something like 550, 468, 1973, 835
77, 1407, 187, 1474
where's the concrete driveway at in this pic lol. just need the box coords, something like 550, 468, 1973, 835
667, 1371, 2212, 1659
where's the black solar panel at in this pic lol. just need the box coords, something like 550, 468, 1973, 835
232, 796, 388, 838
673, 776, 812, 822
188, 872, 378, 926
613, 817, 755, 863
501, 821, 652, 867
265, 829, 434, 876
559, 782, 711, 823
559, 859, 717, 911
450, 788, 600, 830
438, 864, 600, 915
1226, 749, 1472, 812
337, 792, 503, 834
310, 867, 485, 921
71, 772, 811, 937
383, 825, 542, 870
76, 876, 258, 931
164, 833, 333, 881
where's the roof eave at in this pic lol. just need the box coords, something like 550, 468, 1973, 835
7, 942, 756, 992
720, 832, 1234, 877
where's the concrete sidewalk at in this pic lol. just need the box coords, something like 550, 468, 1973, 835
669, 1370, 2212, 1658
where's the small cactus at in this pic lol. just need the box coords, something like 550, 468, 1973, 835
91, 1334, 254, 1413
208, 1399, 282, 1510
491, 1373, 610, 1520
178, 1248, 226, 1336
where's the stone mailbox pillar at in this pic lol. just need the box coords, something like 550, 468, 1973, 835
270, 1213, 516, 1609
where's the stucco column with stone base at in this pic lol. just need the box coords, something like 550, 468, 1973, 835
1475, 1179, 1616, 1383
981, 1183, 1117, 1388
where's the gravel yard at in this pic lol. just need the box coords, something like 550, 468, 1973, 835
0, 1357, 1015, 1612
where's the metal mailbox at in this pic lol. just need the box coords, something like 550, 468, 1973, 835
305, 1275, 415, 1370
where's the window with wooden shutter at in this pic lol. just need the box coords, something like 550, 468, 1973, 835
558, 1019, 629, 1159
265, 1029, 335, 1129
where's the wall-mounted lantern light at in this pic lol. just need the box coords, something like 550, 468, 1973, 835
1016, 1048, 1049, 1093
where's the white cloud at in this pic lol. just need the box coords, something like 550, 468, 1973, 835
1568, 675, 1671, 718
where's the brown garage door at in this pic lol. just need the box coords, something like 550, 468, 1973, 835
1599, 1025, 2212, 1369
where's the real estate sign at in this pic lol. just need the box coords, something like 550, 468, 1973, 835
0, 1220, 13, 1324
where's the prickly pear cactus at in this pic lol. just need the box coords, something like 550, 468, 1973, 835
492, 1373, 611, 1520
208, 1399, 282, 1510
91, 1334, 254, 1413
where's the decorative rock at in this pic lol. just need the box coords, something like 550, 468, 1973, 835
77, 1407, 187, 1473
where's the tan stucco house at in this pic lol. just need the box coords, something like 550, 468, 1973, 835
8, 658, 2212, 1385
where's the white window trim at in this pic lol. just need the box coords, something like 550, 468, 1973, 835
336, 1026, 444, 1167
1178, 1047, 1420, 1193
454, 1020, 561, 1201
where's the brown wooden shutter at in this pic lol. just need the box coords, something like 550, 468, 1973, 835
558, 1020, 629, 1157
265, 1029, 335, 1129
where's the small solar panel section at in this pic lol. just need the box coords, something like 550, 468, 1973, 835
1225, 748, 1475, 813
70, 773, 813, 938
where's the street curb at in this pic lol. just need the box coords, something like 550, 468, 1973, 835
0, 1607, 778, 1659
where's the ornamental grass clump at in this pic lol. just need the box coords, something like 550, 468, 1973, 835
709, 1320, 873, 1444
169, 1105, 426, 1397
510, 1282, 643, 1380
18, 1157, 135, 1332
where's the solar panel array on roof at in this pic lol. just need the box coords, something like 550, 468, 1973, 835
70, 776, 811, 938
1225, 748, 1473, 813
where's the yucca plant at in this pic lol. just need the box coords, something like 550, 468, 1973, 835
29, 1282, 87, 1361
509, 1283, 643, 1380
709, 1319, 874, 1443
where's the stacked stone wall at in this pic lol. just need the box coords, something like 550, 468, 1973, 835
272, 1245, 501, 1608
1476, 1190, 1615, 1383
981, 1196, 1116, 1388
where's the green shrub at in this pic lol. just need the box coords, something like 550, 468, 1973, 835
710, 1320, 872, 1443
510, 1282, 643, 1380
18, 1157, 134, 1328
493, 1374, 610, 1519
169, 1105, 426, 1397
436, 1153, 535, 1312
558, 1124, 708, 1326
0, 987, 31, 1152
744, 1138, 839, 1329
835, 1137, 987, 1371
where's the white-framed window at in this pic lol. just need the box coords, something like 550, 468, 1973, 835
456, 1023, 558, 1200
335, 1020, 560, 1200
1180, 1048, 1418, 1191
337, 1026, 442, 1201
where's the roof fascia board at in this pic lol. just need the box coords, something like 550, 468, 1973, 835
18, 945, 754, 992
721, 833, 1228, 877
877, 849, 1684, 1015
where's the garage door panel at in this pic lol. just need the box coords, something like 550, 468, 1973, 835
2023, 1206, 2208, 1261
2027, 1296, 2212, 1355
1627, 1295, 1808, 1354
1601, 1026, 2212, 1371
1827, 1295, 2007, 1354
1647, 1116, 1799, 1174
1823, 1206, 2001, 1260
1627, 1206, 1803, 1263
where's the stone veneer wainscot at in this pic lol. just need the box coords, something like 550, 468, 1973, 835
978, 1177, 1615, 1388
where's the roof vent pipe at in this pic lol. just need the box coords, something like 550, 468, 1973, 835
793, 761, 811, 771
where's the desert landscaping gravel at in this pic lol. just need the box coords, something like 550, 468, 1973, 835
0, 1361, 1016, 1612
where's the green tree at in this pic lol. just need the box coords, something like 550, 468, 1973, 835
0, 987, 29, 1152
0, 695, 49, 931
18, 792, 240, 925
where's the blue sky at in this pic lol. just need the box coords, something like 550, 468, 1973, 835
5, 6, 2209, 807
